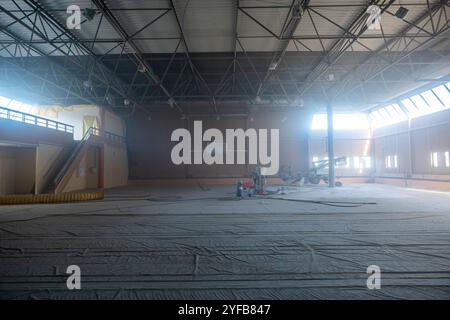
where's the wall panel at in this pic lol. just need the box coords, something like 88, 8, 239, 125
127, 108, 310, 179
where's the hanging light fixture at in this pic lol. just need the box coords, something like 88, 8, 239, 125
395, 6, 409, 19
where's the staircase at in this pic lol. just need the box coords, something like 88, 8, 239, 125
44, 127, 100, 194
39, 142, 76, 194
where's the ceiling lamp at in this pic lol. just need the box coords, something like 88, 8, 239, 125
269, 61, 279, 71
168, 98, 175, 108
83, 8, 97, 21
292, 0, 309, 19
106, 94, 114, 105
83, 79, 92, 88
137, 63, 146, 73
395, 7, 409, 19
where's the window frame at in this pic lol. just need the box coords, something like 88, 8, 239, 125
431, 152, 439, 168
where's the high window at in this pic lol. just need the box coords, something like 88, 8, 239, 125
370, 83, 450, 128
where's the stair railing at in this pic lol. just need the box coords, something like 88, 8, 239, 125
52, 127, 98, 190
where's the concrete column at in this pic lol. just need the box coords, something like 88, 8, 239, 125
327, 102, 335, 188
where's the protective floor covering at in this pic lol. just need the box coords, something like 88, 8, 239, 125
0, 183, 449, 300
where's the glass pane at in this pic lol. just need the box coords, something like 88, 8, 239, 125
311, 114, 327, 130
370, 105, 408, 128
421, 90, 444, 110
8, 100, 23, 110
19, 104, 33, 113
0, 96, 11, 107
361, 157, 371, 168
378, 108, 391, 120
392, 104, 408, 121
311, 113, 369, 130
370, 110, 383, 123
334, 114, 369, 130
410, 94, 430, 110
431, 152, 438, 168
384, 105, 396, 118
432, 85, 450, 108
353, 156, 360, 169
402, 98, 419, 117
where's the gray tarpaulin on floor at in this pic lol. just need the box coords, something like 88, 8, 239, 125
1, 184, 449, 299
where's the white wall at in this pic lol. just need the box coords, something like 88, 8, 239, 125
104, 144, 128, 188
0, 147, 36, 195
104, 110, 126, 137
309, 129, 373, 176
62, 146, 99, 193
54, 105, 100, 140
0, 147, 16, 194
35, 143, 65, 194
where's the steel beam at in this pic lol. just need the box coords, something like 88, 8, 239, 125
0, 0, 447, 108
254, 0, 309, 100
91, 0, 183, 113
296, 0, 396, 97
0, 0, 143, 111
168, 0, 218, 113
326, 102, 335, 188
336, 1, 450, 102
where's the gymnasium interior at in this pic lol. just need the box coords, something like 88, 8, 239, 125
0, 0, 449, 300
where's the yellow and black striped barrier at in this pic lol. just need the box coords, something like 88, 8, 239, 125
0, 191, 104, 205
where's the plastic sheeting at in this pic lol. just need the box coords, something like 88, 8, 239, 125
0, 184, 449, 299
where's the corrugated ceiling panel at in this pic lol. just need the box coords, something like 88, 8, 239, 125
36, 0, 122, 55
172, 0, 235, 52
1, 0, 446, 55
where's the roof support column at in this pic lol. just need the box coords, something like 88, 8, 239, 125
327, 102, 335, 188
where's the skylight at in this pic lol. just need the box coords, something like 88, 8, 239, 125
370, 82, 450, 128
0, 96, 11, 106
370, 103, 407, 128
0, 95, 35, 114
421, 90, 444, 110
432, 84, 450, 107
311, 113, 370, 130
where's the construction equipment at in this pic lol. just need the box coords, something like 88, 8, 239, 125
236, 180, 244, 197
237, 157, 346, 199
281, 157, 346, 186
236, 166, 268, 198
305, 157, 346, 186
251, 166, 267, 193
